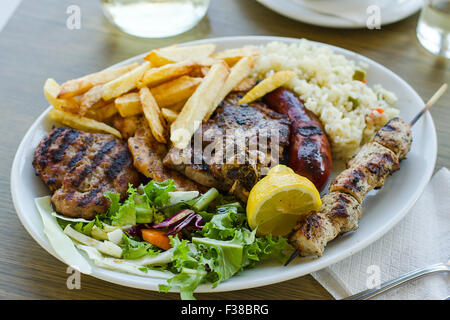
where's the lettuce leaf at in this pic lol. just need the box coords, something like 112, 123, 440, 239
103, 181, 177, 227
144, 180, 176, 208
200, 202, 246, 240
162, 200, 291, 299
121, 234, 160, 260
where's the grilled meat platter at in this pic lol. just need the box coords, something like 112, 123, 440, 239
25, 40, 446, 298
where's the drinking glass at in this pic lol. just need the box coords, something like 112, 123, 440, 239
416, 0, 450, 58
101, 0, 210, 38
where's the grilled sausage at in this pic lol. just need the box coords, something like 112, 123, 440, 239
264, 88, 332, 191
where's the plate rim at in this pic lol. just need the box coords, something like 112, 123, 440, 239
256, 0, 423, 29
10, 35, 437, 294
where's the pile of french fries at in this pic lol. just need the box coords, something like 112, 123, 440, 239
44, 43, 293, 149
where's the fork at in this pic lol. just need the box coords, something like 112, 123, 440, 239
343, 259, 450, 300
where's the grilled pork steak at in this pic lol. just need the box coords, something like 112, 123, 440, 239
33, 127, 141, 219
164, 93, 290, 202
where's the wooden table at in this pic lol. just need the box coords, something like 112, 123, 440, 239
0, 0, 448, 300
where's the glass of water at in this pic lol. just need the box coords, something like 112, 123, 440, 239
417, 0, 450, 58
101, 0, 210, 38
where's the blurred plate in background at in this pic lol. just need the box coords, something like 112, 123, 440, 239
257, 0, 423, 28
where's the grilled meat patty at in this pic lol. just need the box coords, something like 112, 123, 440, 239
164, 93, 290, 202
33, 127, 141, 219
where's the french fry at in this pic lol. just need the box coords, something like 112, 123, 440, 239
144, 44, 216, 67
205, 56, 254, 119
140, 87, 167, 143
80, 85, 105, 115
171, 61, 229, 149
212, 47, 261, 66
115, 92, 142, 117
86, 103, 118, 122
190, 66, 210, 78
150, 76, 202, 108
44, 78, 80, 114
58, 63, 139, 98
238, 70, 295, 105
161, 108, 179, 124
102, 61, 151, 101
166, 99, 188, 112
49, 108, 122, 138
140, 61, 197, 88
232, 77, 257, 92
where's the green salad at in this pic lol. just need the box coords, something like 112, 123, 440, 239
36, 179, 291, 300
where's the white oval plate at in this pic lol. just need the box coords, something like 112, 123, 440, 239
257, 0, 423, 29
11, 36, 436, 294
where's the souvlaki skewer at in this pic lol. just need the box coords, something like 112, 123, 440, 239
285, 84, 448, 265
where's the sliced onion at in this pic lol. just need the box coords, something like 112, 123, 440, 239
193, 214, 204, 229
124, 224, 146, 237
152, 209, 194, 229
165, 213, 204, 236
165, 213, 197, 235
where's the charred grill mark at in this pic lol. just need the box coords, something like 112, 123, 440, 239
67, 136, 94, 171
304, 213, 322, 237
336, 169, 365, 193
383, 124, 397, 132
332, 194, 351, 218
296, 126, 323, 136
37, 127, 66, 168
77, 186, 103, 207
68, 146, 88, 172
72, 139, 116, 187
106, 149, 130, 179
297, 136, 322, 172
52, 129, 80, 162
65, 191, 75, 201
366, 152, 397, 176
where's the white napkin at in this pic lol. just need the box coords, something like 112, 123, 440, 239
312, 167, 450, 300
292, 0, 391, 24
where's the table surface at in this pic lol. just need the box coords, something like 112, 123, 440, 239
0, 0, 448, 300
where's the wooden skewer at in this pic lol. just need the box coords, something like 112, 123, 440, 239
285, 83, 448, 267
410, 83, 448, 126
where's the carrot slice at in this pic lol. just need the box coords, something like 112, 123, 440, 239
141, 229, 172, 250
374, 108, 384, 114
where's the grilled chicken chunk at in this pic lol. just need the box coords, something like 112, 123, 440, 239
33, 127, 141, 219
330, 142, 399, 203
112, 114, 141, 140
164, 93, 290, 202
373, 117, 412, 160
128, 120, 204, 192
289, 118, 412, 257
290, 192, 361, 257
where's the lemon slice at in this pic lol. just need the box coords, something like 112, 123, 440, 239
246, 165, 322, 236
